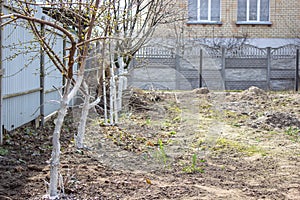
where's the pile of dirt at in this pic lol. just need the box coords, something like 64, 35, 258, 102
193, 87, 209, 94
239, 86, 268, 101
250, 111, 300, 130
127, 88, 162, 111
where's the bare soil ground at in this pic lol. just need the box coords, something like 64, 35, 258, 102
1, 87, 300, 200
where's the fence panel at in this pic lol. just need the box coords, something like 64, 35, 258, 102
1, 6, 67, 132
270, 45, 297, 90
2, 16, 41, 131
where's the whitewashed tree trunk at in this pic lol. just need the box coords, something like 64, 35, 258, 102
102, 64, 108, 124
109, 73, 118, 125
109, 76, 114, 125
49, 78, 76, 198
76, 81, 100, 149
113, 76, 118, 124
76, 81, 90, 149
49, 98, 68, 198
100, 40, 108, 124
49, 61, 85, 198
117, 57, 125, 113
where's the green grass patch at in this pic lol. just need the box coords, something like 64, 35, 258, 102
213, 138, 267, 156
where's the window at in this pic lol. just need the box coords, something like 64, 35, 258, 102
237, 0, 270, 24
188, 0, 221, 24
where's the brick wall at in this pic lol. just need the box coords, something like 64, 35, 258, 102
153, 0, 300, 39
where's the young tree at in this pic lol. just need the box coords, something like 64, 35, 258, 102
1, 0, 101, 198
97, 0, 178, 124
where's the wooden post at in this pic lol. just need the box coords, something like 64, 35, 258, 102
296, 49, 299, 92
40, 16, 45, 126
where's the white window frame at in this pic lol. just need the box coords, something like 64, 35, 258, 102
238, 0, 270, 23
197, 0, 212, 22
247, 0, 260, 22
188, 0, 221, 23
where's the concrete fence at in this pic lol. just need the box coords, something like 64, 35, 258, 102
128, 44, 300, 91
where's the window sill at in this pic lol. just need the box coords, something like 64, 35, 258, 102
236, 21, 272, 25
187, 21, 223, 25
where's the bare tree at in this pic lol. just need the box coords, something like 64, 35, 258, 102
1, 0, 101, 198
98, 0, 178, 124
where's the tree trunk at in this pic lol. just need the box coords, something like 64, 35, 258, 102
101, 40, 107, 125
49, 96, 68, 198
117, 57, 124, 113
76, 81, 100, 149
76, 81, 90, 149
109, 75, 115, 125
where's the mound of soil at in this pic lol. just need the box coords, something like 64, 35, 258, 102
251, 112, 300, 130
126, 88, 163, 111
193, 87, 209, 94
239, 86, 268, 101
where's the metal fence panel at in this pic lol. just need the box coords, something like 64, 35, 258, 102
2, 15, 41, 131
2, 93, 40, 131
1, 6, 66, 131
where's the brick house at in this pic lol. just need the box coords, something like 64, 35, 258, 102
153, 0, 300, 47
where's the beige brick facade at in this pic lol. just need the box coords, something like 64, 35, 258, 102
153, 0, 300, 40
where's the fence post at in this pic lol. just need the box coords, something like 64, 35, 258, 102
199, 48, 203, 88
266, 47, 271, 90
40, 16, 45, 126
296, 49, 299, 92
175, 50, 180, 90
221, 47, 226, 89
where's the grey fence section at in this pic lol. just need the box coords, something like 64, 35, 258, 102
270, 45, 298, 90
222, 44, 299, 90
224, 45, 269, 90
130, 44, 299, 91
130, 46, 201, 90
130, 46, 178, 90
1, 6, 66, 134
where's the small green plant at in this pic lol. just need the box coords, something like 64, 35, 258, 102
145, 118, 151, 125
169, 131, 176, 136
182, 154, 205, 173
154, 139, 168, 168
